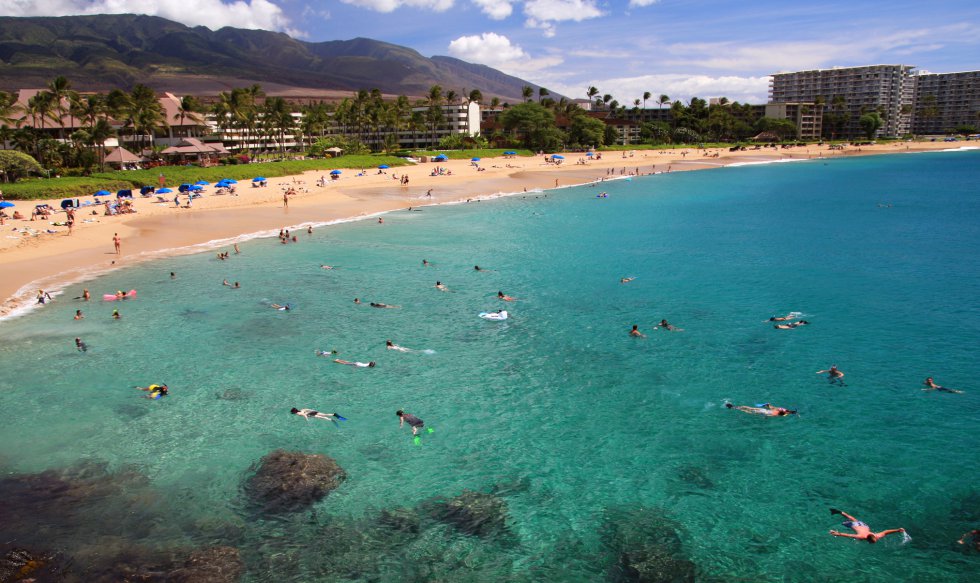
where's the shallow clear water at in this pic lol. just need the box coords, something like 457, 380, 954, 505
1, 151, 978, 581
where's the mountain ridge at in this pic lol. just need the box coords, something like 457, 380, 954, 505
0, 14, 546, 102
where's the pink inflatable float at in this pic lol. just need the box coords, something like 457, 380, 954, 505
103, 289, 137, 301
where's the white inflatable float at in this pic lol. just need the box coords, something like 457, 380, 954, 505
479, 310, 508, 321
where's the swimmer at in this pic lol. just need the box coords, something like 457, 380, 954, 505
320, 264, 335, 270
112, 309, 121, 320
333, 359, 376, 368
630, 324, 646, 338
74, 289, 90, 301
74, 309, 84, 320
378, 217, 384, 224
396, 409, 425, 435
620, 277, 635, 283
234, 244, 240, 254
386, 340, 411, 352
290, 408, 343, 422
36, 289, 53, 304
353, 298, 361, 304
435, 281, 448, 291
657, 319, 679, 331
137, 384, 169, 399
769, 314, 796, 321
497, 291, 517, 301
816, 365, 845, 384
957, 529, 980, 551
270, 304, 291, 311
369, 302, 400, 308
307, 225, 313, 234
923, 377, 963, 394
170, 272, 176, 279
828, 509, 905, 544
315, 349, 339, 357
774, 320, 809, 329
75, 337, 87, 352
726, 402, 797, 416
115, 290, 125, 299
422, 259, 430, 267
474, 265, 485, 271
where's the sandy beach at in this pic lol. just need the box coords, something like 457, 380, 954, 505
0, 141, 958, 317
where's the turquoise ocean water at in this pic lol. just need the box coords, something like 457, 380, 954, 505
1, 150, 978, 581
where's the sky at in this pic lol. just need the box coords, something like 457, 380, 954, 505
3, 0, 979, 104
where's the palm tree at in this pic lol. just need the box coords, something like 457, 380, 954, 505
521, 85, 533, 103
46, 76, 77, 140
658, 94, 670, 109
468, 89, 483, 104
173, 95, 204, 138
586, 86, 599, 103
490, 96, 501, 109
84, 118, 116, 172
445, 90, 459, 106
122, 84, 167, 153
262, 97, 295, 156
426, 85, 444, 147
602, 95, 613, 110
643, 91, 651, 110
538, 87, 550, 103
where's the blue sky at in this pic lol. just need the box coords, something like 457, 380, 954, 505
3, 1, 979, 104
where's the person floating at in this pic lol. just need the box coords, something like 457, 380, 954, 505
315, 349, 339, 357
774, 320, 809, 329
828, 509, 906, 544
630, 324, 646, 338
498, 291, 517, 301
816, 365, 845, 384
75, 337, 87, 352
620, 277, 635, 283
726, 402, 797, 417
422, 259, 430, 267
370, 302, 399, 308
658, 319, 680, 331
138, 384, 169, 399
923, 377, 963, 393
435, 281, 448, 291
223, 280, 240, 288
333, 359, 376, 368
290, 408, 346, 423
386, 340, 411, 352
769, 313, 796, 321
958, 528, 980, 551
397, 410, 425, 435
270, 303, 291, 311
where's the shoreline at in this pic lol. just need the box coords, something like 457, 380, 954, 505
0, 141, 968, 320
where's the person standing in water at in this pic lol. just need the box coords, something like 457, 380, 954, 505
816, 365, 845, 384
828, 509, 906, 544
75, 337, 87, 352
630, 324, 646, 338
397, 410, 425, 435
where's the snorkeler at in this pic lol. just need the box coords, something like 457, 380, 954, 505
137, 384, 169, 399
270, 303, 291, 311
320, 264, 335, 270
620, 277, 635, 283
369, 302, 400, 308
396, 409, 425, 435
290, 408, 345, 422
112, 309, 121, 320
828, 509, 906, 544
333, 359, 376, 368
435, 281, 448, 291
923, 377, 963, 393
958, 529, 980, 551
497, 291, 517, 301
774, 320, 809, 329
422, 259, 430, 267
386, 340, 411, 352
75, 337, 87, 352
657, 319, 680, 331
816, 365, 845, 384
726, 402, 797, 416
314, 349, 338, 357
769, 313, 796, 321
630, 324, 646, 338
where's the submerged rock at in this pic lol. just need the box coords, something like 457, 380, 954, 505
244, 450, 346, 513
431, 490, 509, 538
677, 466, 714, 490
377, 507, 422, 534
169, 546, 244, 583
602, 507, 696, 583
0, 547, 59, 581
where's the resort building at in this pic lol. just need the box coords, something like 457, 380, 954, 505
769, 65, 916, 138
911, 70, 980, 135
764, 102, 823, 140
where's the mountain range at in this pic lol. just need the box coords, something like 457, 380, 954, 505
0, 14, 546, 102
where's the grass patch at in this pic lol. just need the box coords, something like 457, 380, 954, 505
408, 148, 533, 160
0, 177, 135, 201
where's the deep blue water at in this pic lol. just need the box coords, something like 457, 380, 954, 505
1, 150, 978, 581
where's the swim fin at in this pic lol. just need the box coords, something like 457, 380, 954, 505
426, 427, 434, 433
413, 436, 421, 446
334, 414, 348, 421
830, 508, 842, 515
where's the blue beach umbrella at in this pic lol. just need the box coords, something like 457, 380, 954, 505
252, 177, 266, 182
157, 188, 173, 194
330, 170, 342, 175
222, 179, 238, 184
190, 185, 203, 191
552, 154, 565, 160
503, 151, 517, 155
94, 190, 111, 197
586, 151, 594, 157
378, 164, 389, 169
471, 157, 481, 161
195, 180, 209, 185
0, 201, 14, 208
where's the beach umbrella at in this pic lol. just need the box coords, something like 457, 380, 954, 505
94, 190, 111, 197
586, 151, 594, 157
195, 180, 209, 185
190, 185, 203, 191
378, 164, 389, 169
0, 201, 14, 208
471, 157, 481, 161
503, 151, 517, 155
552, 155, 565, 160
252, 177, 266, 182
222, 179, 238, 184
330, 170, 342, 175
157, 188, 173, 194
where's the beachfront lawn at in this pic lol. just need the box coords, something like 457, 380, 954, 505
0, 155, 410, 200
409, 148, 534, 159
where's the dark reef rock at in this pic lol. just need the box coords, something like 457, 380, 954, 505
377, 507, 423, 534
244, 450, 346, 513
602, 507, 696, 583
431, 490, 509, 538
677, 466, 714, 490
169, 546, 244, 583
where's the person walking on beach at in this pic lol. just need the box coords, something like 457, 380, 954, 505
828, 509, 906, 544
397, 410, 425, 435
113, 233, 121, 255
283, 192, 289, 208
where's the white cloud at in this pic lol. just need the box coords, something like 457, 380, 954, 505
472, 0, 512, 19
1, 0, 297, 34
551, 74, 771, 106
628, 0, 659, 6
447, 32, 563, 76
523, 0, 602, 22
338, 0, 454, 13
